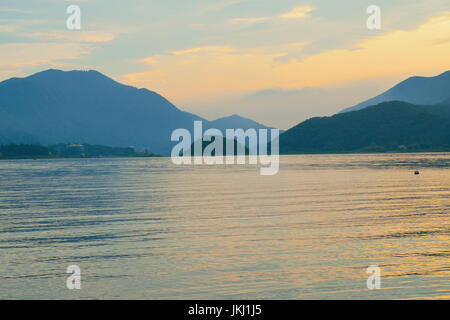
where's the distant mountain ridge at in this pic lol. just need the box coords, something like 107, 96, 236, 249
3, 69, 450, 156
0, 69, 272, 155
340, 70, 450, 113
209, 114, 270, 132
281, 101, 450, 154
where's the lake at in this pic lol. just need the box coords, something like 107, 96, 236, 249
0, 154, 449, 299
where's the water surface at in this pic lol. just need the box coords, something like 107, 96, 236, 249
0, 154, 449, 299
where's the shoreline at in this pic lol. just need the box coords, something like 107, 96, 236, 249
1, 151, 449, 161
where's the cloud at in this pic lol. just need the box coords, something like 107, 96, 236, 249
227, 4, 315, 27
26, 31, 116, 43
121, 12, 450, 102
229, 17, 270, 25
226, 5, 314, 28
0, 42, 90, 80
278, 11, 450, 87
200, 0, 249, 14
0, 25, 17, 33
0, 7, 34, 14
121, 44, 298, 99
280, 6, 314, 19
170, 46, 234, 56
0, 27, 115, 78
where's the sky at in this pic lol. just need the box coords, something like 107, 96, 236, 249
1, 0, 450, 129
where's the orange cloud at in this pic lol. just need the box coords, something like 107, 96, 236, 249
229, 17, 270, 25
280, 6, 315, 19
170, 46, 234, 56
121, 12, 450, 101
27, 31, 115, 43
279, 12, 450, 87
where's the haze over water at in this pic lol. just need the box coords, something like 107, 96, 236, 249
0, 154, 449, 299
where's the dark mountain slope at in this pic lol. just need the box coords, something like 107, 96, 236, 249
422, 103, 450, 120
340, 71, 450, 113
281, 101, 450, 154
0, 69, 205, 155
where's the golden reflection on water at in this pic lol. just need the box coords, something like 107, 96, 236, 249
0, 153, 449, 299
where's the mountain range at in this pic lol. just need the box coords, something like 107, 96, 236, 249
280, 101, 450, 154
277, 69, 450, 153
340, 70, 450, 113
0, 69, 271, 155
1, 69, 449, 155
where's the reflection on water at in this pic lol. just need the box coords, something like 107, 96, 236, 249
0, 153, 449, 299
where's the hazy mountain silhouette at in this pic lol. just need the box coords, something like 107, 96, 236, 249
340, 71, 450, 113
209, 114, 271, 132
281, 101, 450, 154
0, 69, 271, 155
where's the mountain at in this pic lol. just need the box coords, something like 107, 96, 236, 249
340, 71, 450, 113
0, 69, 273, 155
280, 101, 450, 154
184, 115, 273, 156
209, 114, 271, 132
0, 69, 205, 155
422, 103, 450, 120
